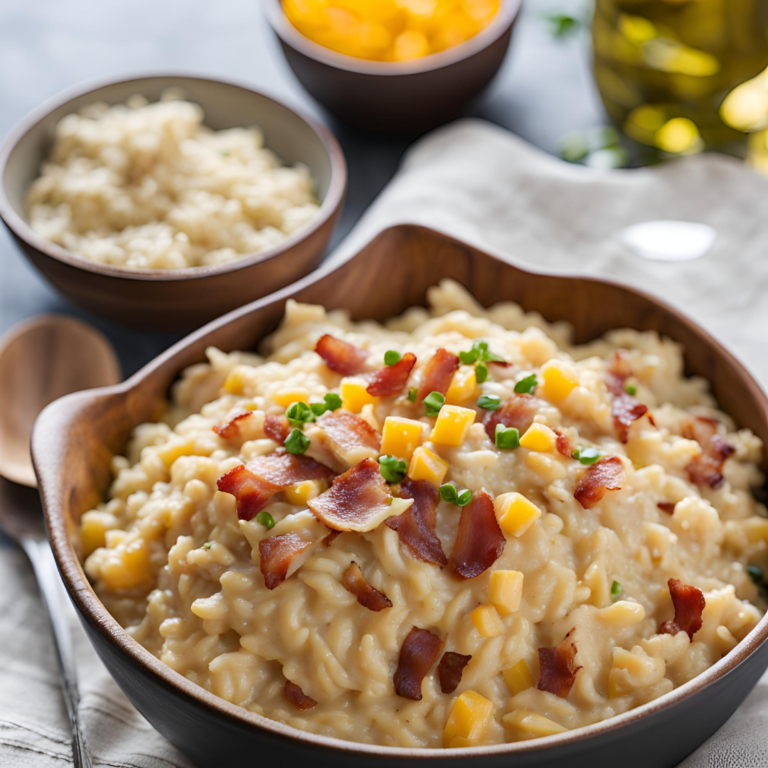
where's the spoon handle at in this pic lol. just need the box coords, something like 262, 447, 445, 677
21, 536, 93, 768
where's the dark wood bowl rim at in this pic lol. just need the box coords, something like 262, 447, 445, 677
264, 0, 523, 76
33, 224, 768, 758
0, 73, 347, 282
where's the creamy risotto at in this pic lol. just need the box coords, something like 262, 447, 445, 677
26, 94, 320, 270
81, 281, 768, 749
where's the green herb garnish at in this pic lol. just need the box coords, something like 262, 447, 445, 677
514, 374, 538, 394
477, 394, 501, 411
747, 565, 764, 586
625, 383, 637, 396
610, 580, 623, 602
379, 455, 407, 484
439, 483, 472, 506
285, 429, 310, 455
256, 511, 276, 529
286, 401, 315, 428
424, 391, 446, 417
495, 424, 520, 450
384, 350, 402, 366
460, 340, 505, 366
573, 447, 600, 465
202, 542, 212, 550
309, 392, 343, 417
546, 12, 580, 38
475, 361, 489, 383
407, 387, 418, 403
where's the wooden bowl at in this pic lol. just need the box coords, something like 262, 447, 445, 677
33, 225, 768, 768
0, 74, 346, 331
265, 0, 522, 136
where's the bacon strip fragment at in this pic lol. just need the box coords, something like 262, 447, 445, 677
659, 577, 705, 641
537, 630, 581, 699
658, 502, 676, 515
394, 627, 445, 700
263, 414, 290, 444
574, 456, 624, 510
416, 348, 460, 403
366, 352, 417, 397
682, 417, 735, 490
612, 392, 649, 443
217, 450, 334, 521
342, 561, 392, 611
284, 680, 317, 710
554, 430, 572, 458
387, 479, 447, 566
259, 533, 313, 589
484, 394, 539, 441
315, 334, 368, 375
448, 490, 505, 580
438, 651, 472, 694
213, 410, 253, 440
315, 409, 381, 467
308, 458, 412, 532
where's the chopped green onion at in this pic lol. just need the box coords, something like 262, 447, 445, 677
379, 455, 407, 484
475, 361, 489, 383
285, 429, 310, 455
573, 447, 600, 465
256, 511, 276, 529
495, 424, 520, 450
424, 391, 446, 416
202, 542, 212, 550
384, 350, 402, 366
514, 374, 538, 394
610, 580, 623, 601
309, 392, 343, 418
459, 348, 480, 365
625, 383, 637, 396
477, 394, 501, 411
407, 387, 418, 403
460, 340, 505, 366
546, 12, 580, 38
457, 489, 472, 506
286, 401, 315, 428
747, 565, 764, 585
439, 483, 458, 503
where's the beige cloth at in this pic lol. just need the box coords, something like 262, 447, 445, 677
2, 119, 768, 766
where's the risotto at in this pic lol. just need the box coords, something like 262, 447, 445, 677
81, 281, 768, 749
25, 94, 320, 270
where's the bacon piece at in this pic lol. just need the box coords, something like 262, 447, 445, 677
438, 651, 472, 694
284, 680, 317, 710
308, 458, 412, 532
659, 578, 705, 641
342, 561, 392, 611
394, 627, 445, 700
259, 533, 313, 589
213, 410, 253, 440
484, 394, 538, 441
315, 334, 368, 375
554, 430, 572, 458
387, 479, 447, 566
316, 409, 381, 464
366, 352, 417, 397
608, 350, 632, 384
612, 393, 649, 444
658, 502, 676, 515
217, 450, 334, 521
538, 630, 581, 698
263, 414, 290, 444
574, 456, 624, 510
416, 348, 460, 403
448, 490, 505, 580
682, 417, 735, 490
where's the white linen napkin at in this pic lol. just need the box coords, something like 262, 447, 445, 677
2, 118, 768, 767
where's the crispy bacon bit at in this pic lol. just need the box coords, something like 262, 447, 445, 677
213, 410, 253, 440
263, 414, 290, 444
574, 456, 624, 510
484, 394, 538, 441
318, 409, 381, 456
659, 578, 705, 641
438, 651, 472, 694
608, 350, 632, 384
612, 393, 649, 444
315, 334, 368, 376
448, 490, 505, 580
555, 430, 572, 458
342, 561, 392, 611
284, 680, 317, 710
537, 629, 581, 699
682, 417, 736, 490
367, 352, 417, 397
416, 348, 460, 403
259, 533, 313, 590
308, 458, 412, 532
394, 627, 445, 700
217, 450, 334, 521
658, 502, 676, 515
387, 479, 447, 566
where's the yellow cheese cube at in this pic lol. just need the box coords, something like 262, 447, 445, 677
443, 691, 494, 748
99, 539, 151, 591
381, 417, 425, 460
494, 492, 542, 538
283, 479, 328, 506
272, 388, 309, 408
407, 446, 450, 486
503, 659, 534, 696
519, 423, 557, 452
489, 570, 524, 615
502, 710, 567, 739
539, 361, 578, 402
446, 365, 479, 404
470, 604, 504, 637
341, 378, 379, 413
80, 511, 117, 558
431, 405, 476, 447
223, 368, 246, 394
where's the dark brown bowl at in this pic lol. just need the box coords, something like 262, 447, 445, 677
0, 74, 346, 332
33, 225, 768, 768
265, 0, 522, 135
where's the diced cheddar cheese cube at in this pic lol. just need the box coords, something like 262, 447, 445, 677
446, 365, 479, 404
99, 538, 151, 591
80, 511, 117, 558
341, 378, 379, 413
443, 691, 494, 748
381, 417, 425, 460
494, 492, 542, 538
283, 479, 328, 506
502, 710, 567, 739
408, 446, 450, 486
272, 388, 309, 408
470, 604, 504, 637
503, 660, 534, 696
431, 405, 476, 447
519, 423, 557, 452
489, 570, 524, 615
539, 361, 578, 402
223, 368, 246, 394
